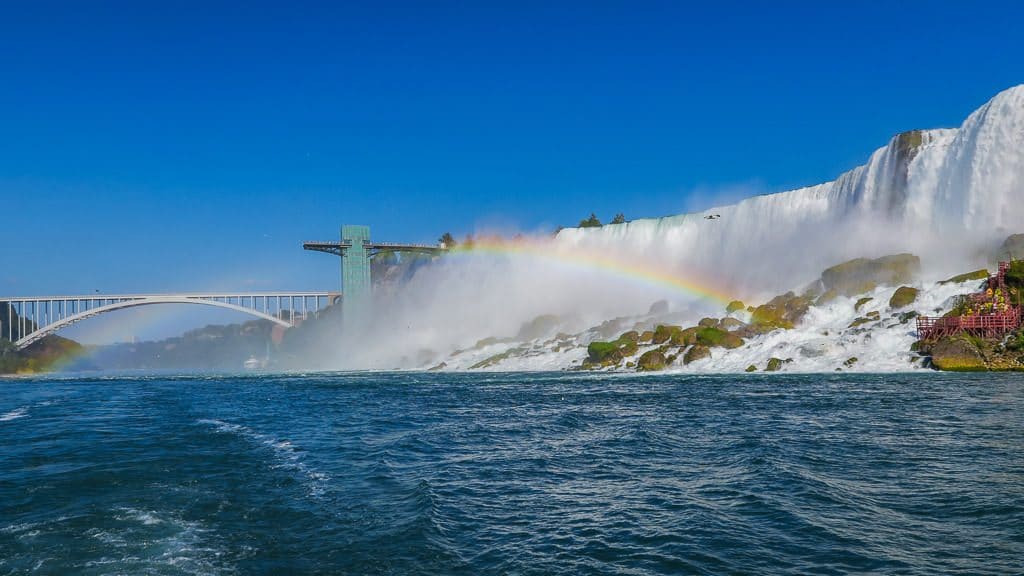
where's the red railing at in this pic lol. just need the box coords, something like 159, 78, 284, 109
916, 261, 1021, 341
917, 307, 1021, 340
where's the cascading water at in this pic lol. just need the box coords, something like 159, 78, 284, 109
324, 86, 1024, 372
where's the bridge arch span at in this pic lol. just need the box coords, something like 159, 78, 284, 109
15, 296, 294, 350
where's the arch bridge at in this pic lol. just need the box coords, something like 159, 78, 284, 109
1, 292, 334, 350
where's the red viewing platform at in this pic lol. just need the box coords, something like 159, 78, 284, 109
917, 261, 1021, 341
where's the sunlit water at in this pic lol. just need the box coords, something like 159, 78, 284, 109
1, 372, 1022, 575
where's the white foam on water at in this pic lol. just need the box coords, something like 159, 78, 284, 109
0, 407, 28, 421
197, 418, 329, 498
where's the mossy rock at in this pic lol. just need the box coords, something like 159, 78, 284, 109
854, 297, 873, 312
866, 311, 880, 320
820, 254, 920, 296
815, 289, 839, 306
652, 324, 682, 345
894, 129, 924, 161
843, 357, 858, 368
671, 327, 698, 346
639, 330, 655, 343
698, 317, 719, 328
695, 327, 744, 349
719, 317, 745, 331
637, 349, 668, 372
617, 330, 640, 343
744, 364, 757, 373
726, 300, 745, 314
683, 345, 711, 365
993, 234, 1024, 265
765, 357, 785, 372
589, 338, 618, 360
939, 269, 989, 285
929, 335, 987, 371
848, 316, 874, 329
889, 286, 919, 309
750, 304, 794, 331
898, 310, 918, 324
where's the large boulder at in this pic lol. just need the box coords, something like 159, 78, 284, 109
820, 254, 920, 296
637, 349, 668, 371
695, 327, 744, 349
683, 345, 711, 365
652, 324, 682, 345
889, 286, 919, 309
994, 234, 1024, 264
929, 336, 987, 371
725, 300, 745, 314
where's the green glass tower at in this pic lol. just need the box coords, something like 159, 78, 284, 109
341, 225, 371, 312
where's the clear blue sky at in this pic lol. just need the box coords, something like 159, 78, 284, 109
2, 0, 1023, 299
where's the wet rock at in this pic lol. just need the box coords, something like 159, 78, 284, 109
744, 364, 757, 372
854, 297, 873, 312
637, 349, 668, 371
820, 254, 920, 296
929, 336, 986, 371
698, 317, 719, 328
889, 286, 919, 309
652, 325, 682, 345
726, 300, 745, 314
683, 345, 711, 365
719, 317, 745, 331
939, 269, 989, 285
765, 357, 785, 372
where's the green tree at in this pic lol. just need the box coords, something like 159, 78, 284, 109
578, 213, 602, 228
438, 232, 457, 248
611, 213, 626, 224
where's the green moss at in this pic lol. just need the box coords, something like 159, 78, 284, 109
848, 316, 874, 329
843, 357, 858, 368
652, 325, 682, 345
765, 357, 784, 372
939, 269, 989, 285
726, 300, 745, 314
744, 364, 757, 373
587, 341, 621, 363
750, 304, 794, 330
617, 330, 640, 343
889, 286, 919, 309
698, 317, 718, 328
695, 327, 741, 348
1007, 260, 1024, 287
671, 327, 698, 346
854, 297, 873, 312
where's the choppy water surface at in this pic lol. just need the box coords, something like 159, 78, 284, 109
1, 372, 1022, 575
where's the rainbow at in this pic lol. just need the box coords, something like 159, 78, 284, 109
447, 237, 737, 305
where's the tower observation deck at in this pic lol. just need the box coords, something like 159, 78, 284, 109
303, 225, 447, 318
